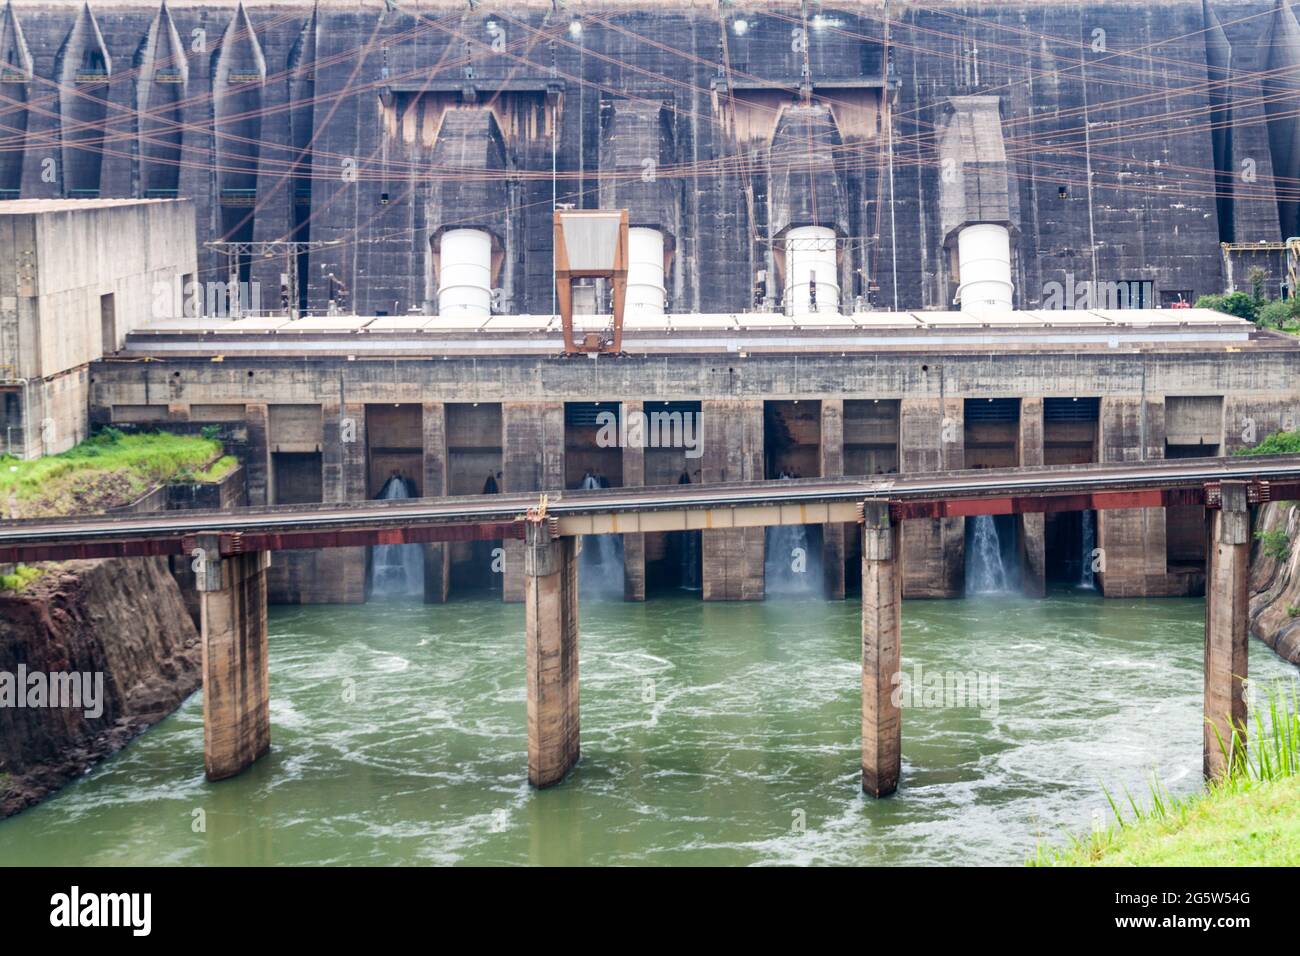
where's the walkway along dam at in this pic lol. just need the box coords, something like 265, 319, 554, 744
3, 455, 1296, 793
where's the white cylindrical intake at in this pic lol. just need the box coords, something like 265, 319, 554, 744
626, 226, 666, 315
955, 223, 1014, 311
784, 225, 839, 314
437, 228, 493, 317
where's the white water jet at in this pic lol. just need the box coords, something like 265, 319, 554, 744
370, 475, 424, 598
966, 515, 1010, 595
579, 474, 625, 598
1079, 510, 1097, 589
679, 531, 702, 591
764, 473, 818, 596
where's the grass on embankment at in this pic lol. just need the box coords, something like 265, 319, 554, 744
1032, 685, 1300, 866
1, 428, 228, 593
0, 428, 222, 520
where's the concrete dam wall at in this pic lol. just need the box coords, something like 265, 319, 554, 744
1, 0, 1297, 315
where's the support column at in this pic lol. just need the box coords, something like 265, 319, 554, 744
621, 400, 646, 601
503, 402, 564, 603
821, 398, 846, 599
861, 501, 902, 797
701, 399, 765, 600
1018, 397, 1046, 597
1204, 481, 1249, 780
422, 401, 451, 603
196, 536, 270, 782
1097, 396, 1170, 596
525, 522, 580, 787
899, 397, 964, 597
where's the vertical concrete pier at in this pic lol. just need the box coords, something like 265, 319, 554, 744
422, 401, 451, 603
195, 537, 271, 781
524, 522, 580, 787
621, 400, 647, 601
821, 399, 847, 599
1018, 398, 1046, 596
861, 501, 902, 797
503, 402, 565, 603
1204, 481, 1250, 780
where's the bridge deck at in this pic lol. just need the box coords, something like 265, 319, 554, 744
3, 455, 1300, 563
2, 455, 1300, 564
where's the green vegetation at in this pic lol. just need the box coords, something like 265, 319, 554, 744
1196, 290, 1261, 323
1233, 429, 1300, 456
1197, 266, 1300, 331
1032, 684, 1300, 866
1255, 527, 1291, 563
0, 429, 223, 518
176, 455, 238, 484
0, 563, 43, 593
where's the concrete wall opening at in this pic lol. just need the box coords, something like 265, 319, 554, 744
963, 398, 1020, 469
271, 452, 323, 505
565, 402, 624, 598
764, 400, 823, 595
268, 404, 323, 504
1164, 395, 1222, 580
564, 402, 623, 489
963, 398, 1020, 593
448, 403, 503, 595
366, 404, 423, 497
99, 293, 116, 355
1, 389, 24, 458
845, 399, 900, 476
365, 404, 424, 599
644, 401, 703, 594
1042, 397, 1101, 587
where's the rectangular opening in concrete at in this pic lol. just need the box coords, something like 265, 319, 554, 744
1164, 396, 1221, 580
844, 399, 900, 476
1, 389, 23, 458
448, 402, 503, 593
366, 404, 423, 498
644, 400, 703, 594
764, 400, 823, 596
99, 293, 116, 355
764, 400, 821, 479
963, 398, 1020, 469
564, 402, 622, 489
1044, 397, 1101, 587
565, 402, 625, 598
271, 452, 322, 504
268, 405, 322, 504
1043, 397, 1099, 464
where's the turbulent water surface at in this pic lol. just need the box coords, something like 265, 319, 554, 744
1, 590, 1296, 866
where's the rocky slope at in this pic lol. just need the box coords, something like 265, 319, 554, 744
1248, 502, 1300, 667
0, 557, 200, 817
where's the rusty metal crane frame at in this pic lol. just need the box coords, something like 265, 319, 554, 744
554, 209, 629, 354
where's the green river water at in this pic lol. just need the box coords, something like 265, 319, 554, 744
1, 588, 1296, 866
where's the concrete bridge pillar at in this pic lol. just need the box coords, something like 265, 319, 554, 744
700, 399, 765, 600
899, 398, 964, 597
1018, 397, 1046, 596
821, 399, 847, 599
525, 523, 580, 787
621, 400, 647, 602
861, 501, 902, 797
422, 401, 451, 603
1097, 396, 1171, 596
1204, 481, 1250, 780
503, 402, 565, 604
195, 537, 271, 781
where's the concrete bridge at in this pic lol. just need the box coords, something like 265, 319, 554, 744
3, 455, 1293, 794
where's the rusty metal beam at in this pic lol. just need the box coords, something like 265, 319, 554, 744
891, 488, 1188, 521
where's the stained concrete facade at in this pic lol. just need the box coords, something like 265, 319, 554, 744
2, 1, 1297, 316
88, 317, 1300, 603
0, 198, 195, 456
